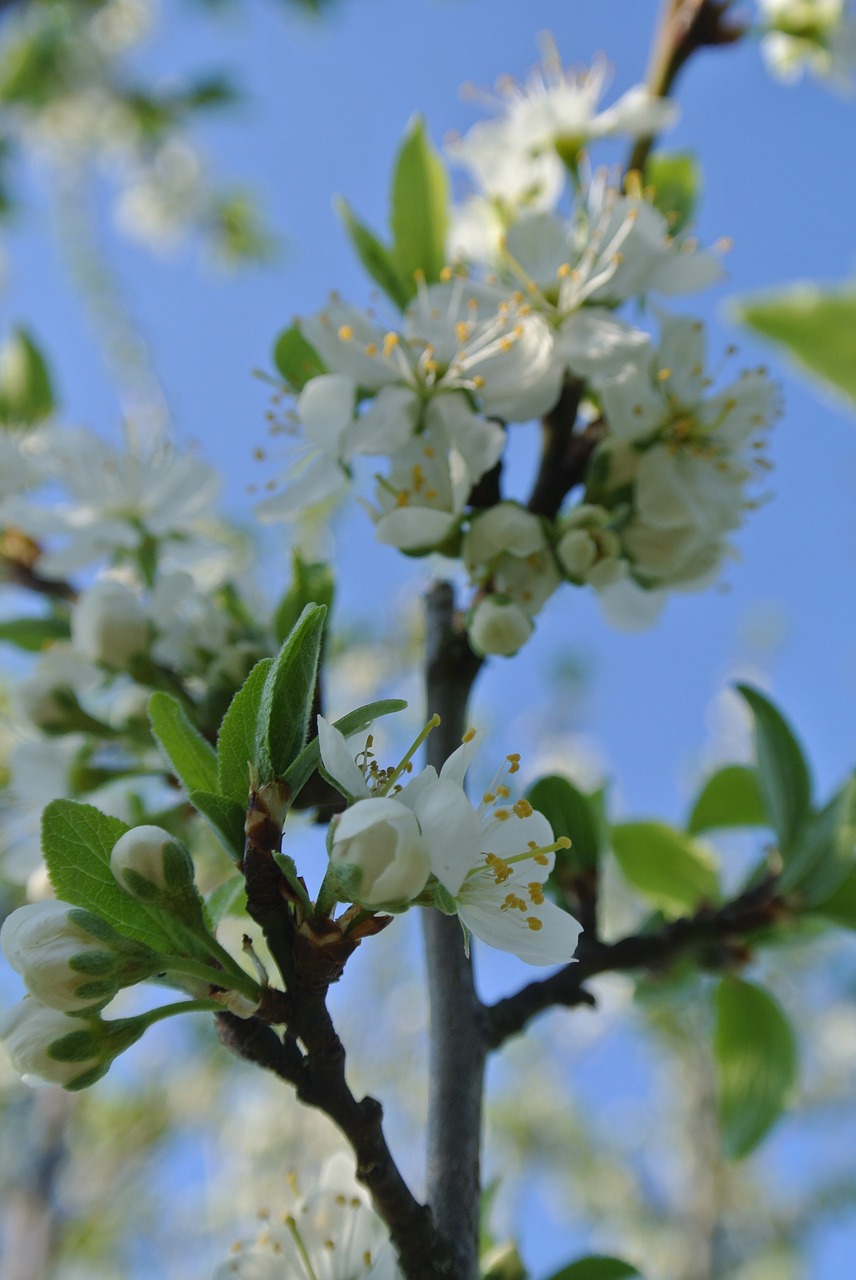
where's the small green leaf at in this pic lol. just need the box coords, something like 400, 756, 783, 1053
217, 657, 273, 808
736, 285, 856, 408
714, 975, 797, 1159
256, 604, 327, 783
546, 1259, 641, 1280
736, 684, 812, 854
687, 765, 768, 834
610, 821, 719, 917
188, 789, 246, 861
812, 864, 856, 930
148, 693, 218, 797
527, 775, 602, 870
644, 150, 699, 236
0, 326, 56, 426
335, 197, 409, 310
780, 775, 856, 903
0, 615, 70, 651
284, 697, 407, 801
273, 326, 326, 391
206, 875, 247, 927
390, 115, 449, 293
42, 801, 174, 953
274, 553, 335, 645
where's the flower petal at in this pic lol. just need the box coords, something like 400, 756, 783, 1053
414, 779, 483, 897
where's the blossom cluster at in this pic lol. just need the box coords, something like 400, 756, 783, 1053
259, 42, 779, 651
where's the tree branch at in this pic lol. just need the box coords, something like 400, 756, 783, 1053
526, 378, 590, 520
422, 581, 487, 1280
486, 874, 785, 1049
627, 0, 746, 176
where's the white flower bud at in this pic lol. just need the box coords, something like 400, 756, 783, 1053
556, 528, 598, 578
111, 824, 194, 896
0, 999, 106, 1089
462, 502, 545, 572
467, 597, 534, 657
1, 902, 154, 1012
330, 798, 432, 906
71, 579, 149, 668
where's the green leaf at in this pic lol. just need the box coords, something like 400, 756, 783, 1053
0, 326, 56, 426
273, 326, 326, 391
256, 604, 327, 783
274, 553, 335, 645
527, 775, 602, 870
390, 115, 449, 293
0, 615, 70, 651
217, 657, 273, 808
284, 697, 407, 800
335, 197, 409, 310
812, 864, 856, 930
736, 285, 856, 408
644, 150, 699, 236
687, 765, 768, 834
736, 684, 812, 854
714, 975, 797, 1159
148, 693, 218, 797
42, 801, 175, 953
206, 875, 247, 927
780, 775, 856, 903
545, 1259, 641, 1280
188, 790, 246, 861
610, 821, 719, 917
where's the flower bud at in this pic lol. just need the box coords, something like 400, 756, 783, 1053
71, 579, 149, 668
329, 798, 431, 907
111, 824, 194, 893
467, 596, 534, 657
0, 999, 142, 1090
1, 902, 158, 1012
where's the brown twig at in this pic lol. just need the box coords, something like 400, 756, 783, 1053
486, 874, 785, 1049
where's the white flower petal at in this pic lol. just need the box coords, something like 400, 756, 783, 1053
317, 716, 370, 799
415, 779, 484, 897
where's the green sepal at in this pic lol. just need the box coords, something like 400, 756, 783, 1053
714, 975, 797, 1159
273, 326, 326, 391
432, 881, 458, 916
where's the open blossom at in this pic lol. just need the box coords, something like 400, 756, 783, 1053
463, 502, 561, 619
758, 0, 856, 84
2, 425, 221, 577
319, 719, 581, 965
596, 312, 780, 589
214, 1153, 402, 1280
71, 577, 150, 668
448, 40, 677, 210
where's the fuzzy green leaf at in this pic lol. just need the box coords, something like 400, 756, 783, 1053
42, 801, 175, 953
736, 684, 812, 854
217, 657, 273, 808
610, 821, 719, 917
736, 285, 856, 408
148, 692, 218, 797
645, 150, 699, 236
206, 875, 247, 927
274, 554, 335, 645
336, 197, 410, 310
256, 604, 327, 783
687, 765, 768, 834
390, 115, 449, 293
546, 1259, 641, 1280
714, 976, 797, 1159
0, 615, 70, 651
188, 789, 246, 861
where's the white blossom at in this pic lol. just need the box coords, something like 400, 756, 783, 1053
463, 503, 561, 619
467, 597, 534, 657
758, 0, 856, 85
71, 578, 150, 668
0, 999, 105, 1089
214, 1153, 401, 1280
